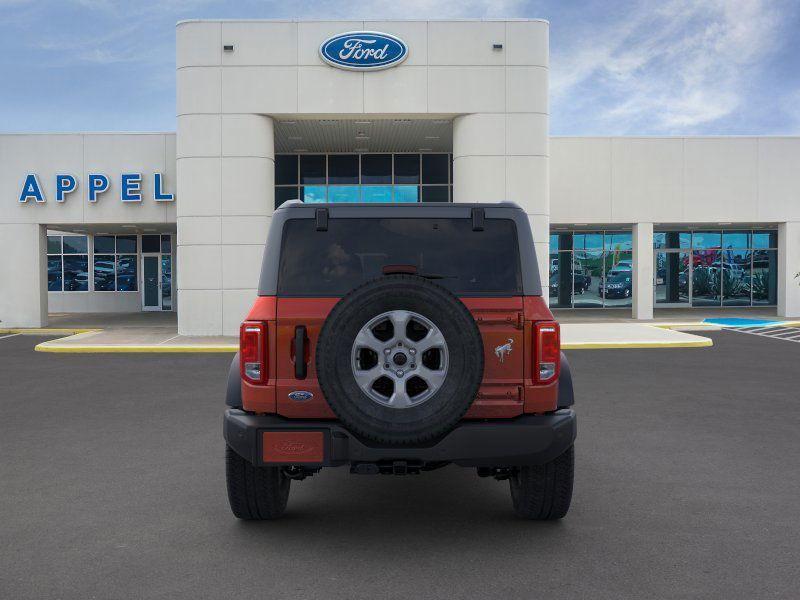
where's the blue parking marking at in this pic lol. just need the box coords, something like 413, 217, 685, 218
703, 318, 782, 327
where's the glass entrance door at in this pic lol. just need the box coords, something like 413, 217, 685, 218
142, 255, 161, 311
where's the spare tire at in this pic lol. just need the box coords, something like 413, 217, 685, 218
316, 274, 484, 445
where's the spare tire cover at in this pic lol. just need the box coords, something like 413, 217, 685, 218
316, 274, 484, 445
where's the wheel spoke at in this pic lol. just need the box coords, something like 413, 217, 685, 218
416, 327, 446, 353
353, 328, 383, 354
388, 310, 411, 342
387, 386, 413, 408
352, 365, 381, 390
417, 366, 447, 390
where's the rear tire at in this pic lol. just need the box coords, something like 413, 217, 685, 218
509, 446, 574, 520
226, 445, 290, 520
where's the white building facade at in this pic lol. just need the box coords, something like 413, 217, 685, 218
0, 19, 798, 333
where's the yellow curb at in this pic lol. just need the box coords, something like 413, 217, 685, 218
563, 338, 713, 350
35, 343, 237, 353
651, 322, 721, 330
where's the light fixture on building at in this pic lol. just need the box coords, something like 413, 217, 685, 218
355, 120, 372, 125
121, 225, 137, 229
492, 43, 503, 50
223, 44, 235, 52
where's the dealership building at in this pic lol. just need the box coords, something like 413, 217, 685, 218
1, 19, 799, 335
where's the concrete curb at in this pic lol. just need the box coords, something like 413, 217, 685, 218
563, 338, 713, 350
22, 323, 718, 353
35, 343, 237, 353
0, 328, 101, 335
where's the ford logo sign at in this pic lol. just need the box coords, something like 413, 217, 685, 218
319, 31, 408, 71
288, 390, 314, 402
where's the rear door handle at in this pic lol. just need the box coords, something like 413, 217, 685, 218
294, 326, 307, 379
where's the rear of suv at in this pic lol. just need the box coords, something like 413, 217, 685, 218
224, 202, 576, 520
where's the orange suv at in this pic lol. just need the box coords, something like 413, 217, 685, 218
224, 202, 576, 519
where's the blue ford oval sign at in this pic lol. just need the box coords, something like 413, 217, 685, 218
288, 390, 314, 402
319, 31, 408, 71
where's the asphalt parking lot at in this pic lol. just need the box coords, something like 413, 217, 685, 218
1, 332, 799, 599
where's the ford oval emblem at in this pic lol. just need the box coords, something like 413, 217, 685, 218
288, 390, 314, 402
319, 31, 408, 71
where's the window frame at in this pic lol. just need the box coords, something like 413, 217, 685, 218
274, 152, 453, 208
92, 235, 139, 293
652, 228, 779, 308
47, 234, 90, 293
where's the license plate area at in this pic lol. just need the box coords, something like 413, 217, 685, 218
261, 431, 325, 464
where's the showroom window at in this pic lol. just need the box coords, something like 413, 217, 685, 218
93, 235, 138, 292
549, 231, 633, 309
47, 235, 89, 292
274, 153, 453, 208
654, 229, 777, 307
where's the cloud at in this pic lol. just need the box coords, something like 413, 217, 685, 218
551, 0, 793, 134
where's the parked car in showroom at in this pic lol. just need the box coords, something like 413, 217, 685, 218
599, 272, 632, 299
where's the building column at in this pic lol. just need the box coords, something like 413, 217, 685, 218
778, 221, 800, 318
0, 224, 47, 328
453, 112, 549, 297
177, 113, 275, 336
632, 222, 654, 320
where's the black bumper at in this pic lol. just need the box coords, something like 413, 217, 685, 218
223, 409, 576, 468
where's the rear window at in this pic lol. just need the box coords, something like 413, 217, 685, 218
277, 217, 522, 296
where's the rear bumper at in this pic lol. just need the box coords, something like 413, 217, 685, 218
223, 409, 576, 468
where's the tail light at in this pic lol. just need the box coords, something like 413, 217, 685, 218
240, 321, 267, 384
534, 321, 560, 384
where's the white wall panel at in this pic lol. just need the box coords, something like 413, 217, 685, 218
610, 138, 683, 223
297, 67, 364, 113
221, 66, 298, 114
221, 215, 270, 246
177, 114, 221, 158
364, 66, 428, 114
176, 67, 221, 115
758, 138, 800, 222
550, 138, 612, 223
505, 21, 549, 67
427, 21, 505, 66
221, 244, 264, 289
178, 245, 221, 290
176, 21, 221, 68
428, 67, 505, 114
221, 21, 298, 66
221, 115, 274, 158
683, 138, 758, 222
175, 158, 221, 217
505, 66, 548, 114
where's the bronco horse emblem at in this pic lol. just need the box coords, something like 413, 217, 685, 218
494, 338, 514, 363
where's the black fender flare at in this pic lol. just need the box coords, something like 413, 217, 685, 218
226, 352, 242, 408
557, 351, 574, 408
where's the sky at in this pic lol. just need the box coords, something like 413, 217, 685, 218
0, 0, 798, 135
